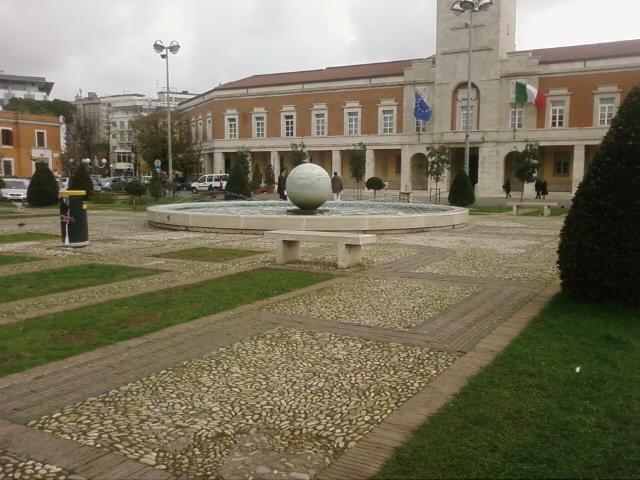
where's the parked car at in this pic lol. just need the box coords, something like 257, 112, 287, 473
92, 178, 103, 192
101, 176, 129, 191
0, 178, 29, 201
191, 174, 228, 193
175, 178, 192, 191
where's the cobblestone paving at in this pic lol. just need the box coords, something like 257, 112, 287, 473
265, 277, 479, 331
0, 450, 84, 480
32, 328, 459, 480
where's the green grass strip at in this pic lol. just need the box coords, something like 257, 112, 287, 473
0, 254, 41, 266
521, 207, 569, 217
0, 233, 58, 244
155, 247, 264, 263
376, 294, 640, 479
0, 268, 332, 377
0, 264, 160, 304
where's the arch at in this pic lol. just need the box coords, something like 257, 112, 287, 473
504, 151, 523, 192
410, 152, 429, 190
451, 82, 481, 132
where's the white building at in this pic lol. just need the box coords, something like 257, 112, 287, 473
0, 73, 54, 108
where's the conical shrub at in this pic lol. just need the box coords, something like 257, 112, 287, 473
558, 86, 640, 304
27, 162, 59, 206
69, 163, 94, 198
448, 171, 475, 207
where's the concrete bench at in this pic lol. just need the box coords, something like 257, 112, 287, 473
264, 230, 377, 268
508, 202, 558, 217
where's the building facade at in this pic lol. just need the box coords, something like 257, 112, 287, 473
0, 111, 63, 177
0, 74, 54, 108
180, 0, 640, 197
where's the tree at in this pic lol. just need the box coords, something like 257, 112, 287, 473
225, 147, 251, 199
26, 162, 59, 206
125, 180, 146, 204
426, 146, 450, 198
514, 143, 540, 202
251, 163, 263, 191
558, 86, 640, 304
349, 142, 366, 198
448, 171, 475, 207
4, 98, 75, 118
149, 172, 163, 200
290, 143, 308, 167
265, 162, 276, 190
365, 176, 385, 199
69, 162, 94, 198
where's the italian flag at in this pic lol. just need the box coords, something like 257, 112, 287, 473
515, 81, 546, 109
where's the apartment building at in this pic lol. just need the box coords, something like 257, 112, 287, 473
0, 73, 54, 108
0, 111, 63, 177
180, 0, 640, 197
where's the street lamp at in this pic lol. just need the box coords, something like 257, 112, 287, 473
153, 40, 180, 185
451, 0, 493, 175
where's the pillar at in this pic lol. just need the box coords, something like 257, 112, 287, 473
476, 143, 502, 197
400, 147, 412, 192
365, 149, 375, 183
213, 151, 225, 174
572, 144, 586, 194
270, 150, 280, 178
331, 150, 341, 176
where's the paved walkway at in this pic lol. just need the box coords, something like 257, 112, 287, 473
0, 209, 563, 479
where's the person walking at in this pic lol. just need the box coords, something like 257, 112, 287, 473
541, 179, 549, 200
502, 178, 511, 198
277, 168, 288, 200
534, 178, 542, 199
331, 172, 343, 201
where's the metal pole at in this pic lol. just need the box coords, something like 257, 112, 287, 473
165, 51, 173, 184
464, 9, 474, 175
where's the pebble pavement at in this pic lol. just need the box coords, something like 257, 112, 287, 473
0, 450, 84, 480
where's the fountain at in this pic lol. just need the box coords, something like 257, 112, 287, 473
147, 164, 468, 233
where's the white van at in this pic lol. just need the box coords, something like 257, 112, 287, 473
191, 174, 228, 193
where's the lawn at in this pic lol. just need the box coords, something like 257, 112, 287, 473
0, 254, 41, 266
154, 247, 264, 262
376, 294, 640, 479
0, 264, 160, 303
0, 268, 332, 376
0, 232, 58, 244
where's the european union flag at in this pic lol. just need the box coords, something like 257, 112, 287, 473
414, 91, 432, 122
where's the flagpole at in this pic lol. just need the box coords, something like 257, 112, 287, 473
464, 9, 474, 176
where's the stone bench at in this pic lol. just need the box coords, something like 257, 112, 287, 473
507, 201, 558, 217
264, 230, 377, 268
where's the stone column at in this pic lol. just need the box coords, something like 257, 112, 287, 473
476, 143, 502, 197
365, 149, 375, 183
213, 151, 225, 174
270, 150, 280, 178
400, 147, 412, 192
572, 144, 586, 195
331, 150, 341, 176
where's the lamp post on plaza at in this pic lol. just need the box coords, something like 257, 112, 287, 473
451, 0, 493, 175
152, 40, 180, 185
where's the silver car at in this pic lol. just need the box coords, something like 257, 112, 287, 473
0, 178, 29, 201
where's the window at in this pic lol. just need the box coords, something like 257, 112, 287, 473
550, 101, 565, 128
2, 159, 14, 176
1, 128, 13, 146
347, 111, 359, 136
314, 112, 326, 136
127, 131, 133, 142
116, 151, 132, 163
284, 114, 295, 137
119, 121, 125, 129
598, 97, 615, 127
460, 105, 475, 131
197, 119, 203, 142
191, 121, 197, 141
206, 116, 213, 140
415, 120, 427, 133
382, 109, 395, 134
255, 115, 265, 138
456, 86, 478, 131
509, 107, 523, 129
226, 117, 237, 139
553, 152, 570, 176
35, 130, 46, 148
119, 132, 125, 142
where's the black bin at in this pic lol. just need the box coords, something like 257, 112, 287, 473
59, 190, 89, 247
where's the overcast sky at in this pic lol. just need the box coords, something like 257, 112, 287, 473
1, 0, 638, 101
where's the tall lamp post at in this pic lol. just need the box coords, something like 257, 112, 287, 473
152, 40, 180, 183
451, 0, 493, 175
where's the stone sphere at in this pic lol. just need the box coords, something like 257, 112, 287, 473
286, 163, 332, 210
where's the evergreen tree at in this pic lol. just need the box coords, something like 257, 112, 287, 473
290, 143, 308, 167
251, 163, 263, 191
558, 86, 640, 304
447, 171, 475, 207
426, 145, 450, 193
265, 162, 276, 188
69, 163, 94, 198
26, 162, 59, 206
365, 176, 385, 199
225, 148, 251, 199
149, 172, 163, 200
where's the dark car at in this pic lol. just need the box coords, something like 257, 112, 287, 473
175, 178, 192, 191
102, 177, 129, 191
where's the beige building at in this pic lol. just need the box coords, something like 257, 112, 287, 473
180, 0, 640, 198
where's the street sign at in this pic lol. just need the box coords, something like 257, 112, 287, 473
154, 159, 161, 168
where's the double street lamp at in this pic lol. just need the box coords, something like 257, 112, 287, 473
451, 0, 493, 175
152, 40, 180, 183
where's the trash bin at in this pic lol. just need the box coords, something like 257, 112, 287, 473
59, 190, 89, 247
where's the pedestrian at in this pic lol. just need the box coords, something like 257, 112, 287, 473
541, 179, 549, 200
277, 168, 288, 200
502, 178, 511, 198
534, 178, 542, 199
331, 171, 343, 201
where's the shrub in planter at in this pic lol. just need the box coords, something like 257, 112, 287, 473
250, 164, 263, 192
558, 86, 640, 304
365, 176, 385, 199
265, 162, 276, 192
26, 162, 59, 206
125, 180, 147, 205
447, 171, 475, 207
69, 163, 94, 198
226, 148, 251, 199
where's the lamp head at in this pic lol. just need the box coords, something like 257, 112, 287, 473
478, 0, 493, 11
153, 40, 165, 54
168, 41, 180, 54
460, 0, 476, 10
451, 2, 465, 14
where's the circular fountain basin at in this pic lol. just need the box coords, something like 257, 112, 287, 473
147, 201, 468, 234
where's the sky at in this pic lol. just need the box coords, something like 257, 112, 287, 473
1, 0, 639, 102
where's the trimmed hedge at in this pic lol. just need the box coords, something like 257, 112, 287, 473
558, 86, 640, 304
447, 171, 475, 207
26, 162, 59, 206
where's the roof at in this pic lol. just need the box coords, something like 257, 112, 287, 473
215, 58, 422, 91
0, 73, 54, 94
528, 38, 640, 64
